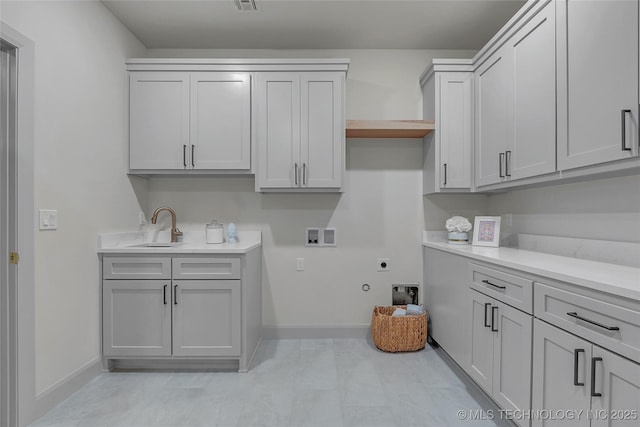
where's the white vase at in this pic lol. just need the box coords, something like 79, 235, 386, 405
448, 231, 469, 245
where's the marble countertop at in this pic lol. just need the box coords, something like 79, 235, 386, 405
422, 233, 640, 302
98, 230, 261, 254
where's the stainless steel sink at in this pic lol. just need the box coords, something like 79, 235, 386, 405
127, 242, 186, 248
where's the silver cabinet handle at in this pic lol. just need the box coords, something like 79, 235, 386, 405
505, 150, 511, 177
443, 163, 447, 186
303, 163, 307, 186
566, 312, 620, 331
621, 109, 632, 151
191, 144, 195, 167
499, 153, 505, 178
294, 163, 298, 186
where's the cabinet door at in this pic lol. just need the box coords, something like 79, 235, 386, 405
531, 320, 591, 427
256, 72, 300, 189
172, 280, 241, 357
557, 0, 639, 170
190, 73, 251, 170
492, 301, 532, 426
103, 280, 172, 357
439, 72, 473, 189
468, 289, 494, 393
475, 48, 511, 187
129, 72, 190, 170
591, 346, 640, 427
509, 1, 557, 180
300, 73, 344, 189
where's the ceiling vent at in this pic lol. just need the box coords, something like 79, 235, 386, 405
234, 0, 258, 12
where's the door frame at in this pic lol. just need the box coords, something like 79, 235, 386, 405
1, 22, 36, 427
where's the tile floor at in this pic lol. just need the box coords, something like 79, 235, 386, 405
30, 339, 508, 427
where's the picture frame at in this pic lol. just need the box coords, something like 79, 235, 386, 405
472, 216, 501, 247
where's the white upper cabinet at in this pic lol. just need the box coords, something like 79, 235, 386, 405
256, 71, 344, 191
129, 71, 251, 173
422, 65, 473, 194
475, 0, 557, 188
557, 0, 639, 170
130, 72, 190, 170
190, 73, 251, 170
508, 0, 556, 180
256, 73, 300, 189
475, 47, 511, 187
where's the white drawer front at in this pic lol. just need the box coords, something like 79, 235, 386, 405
534, 283, 640, 363
470, 263, 533, 314
103, 257, 171, 279
172, 258, 241, 280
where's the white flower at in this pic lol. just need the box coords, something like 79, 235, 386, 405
445, 216, 472, 233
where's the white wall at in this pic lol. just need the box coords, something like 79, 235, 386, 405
487, 175, 640, 243
144, 48, 484, 328
1, 0, 146, 401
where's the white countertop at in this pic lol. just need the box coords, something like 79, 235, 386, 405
98, 230, 261, 254
422, 236, 640, 302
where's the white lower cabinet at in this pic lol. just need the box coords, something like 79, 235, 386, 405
468, 288, 533, 427
172, 280, 240, 357
103, 280, 172, 357
102, 256, 242, 359
532, 319, 640, 427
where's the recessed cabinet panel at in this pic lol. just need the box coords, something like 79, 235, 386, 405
492, 301, 532, 421
531, 319, 591, 427
301, 74, 343, 188
558, 0, 639, 169
172, 257, 241, 280
257, 73, 300, 188
103, 280, 172, 357
440, 73, 472, 189
190, 73, 251, 170
103, 257, 171, 279
172, 281, 241, 357
468, 289, 494, 393
510, 1, 556, 180
256, 72, 344, 191
470, 263, 533, 314
475, 51, 510, 187
590, 346, 640, 427
129, 73, 190, 170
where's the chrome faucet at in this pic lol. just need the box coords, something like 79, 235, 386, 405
151, 206, 183, 243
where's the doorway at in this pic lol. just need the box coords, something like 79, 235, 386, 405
1, 38, 18, 427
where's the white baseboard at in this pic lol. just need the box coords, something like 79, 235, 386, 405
34, 357, 101, 420
262, 325, 370, 339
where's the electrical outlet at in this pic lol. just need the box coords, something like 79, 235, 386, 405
296, 258, 304, 271
377, 258, 390, 272
504, 213, 513, 227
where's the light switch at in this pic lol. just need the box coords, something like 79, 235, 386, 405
39, 209, 58, 230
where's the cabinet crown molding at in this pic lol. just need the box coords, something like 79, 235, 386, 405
126, 58, 350, 73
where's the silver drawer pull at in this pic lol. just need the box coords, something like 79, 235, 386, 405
482, 279, 506, 290
566, 312, 620, 331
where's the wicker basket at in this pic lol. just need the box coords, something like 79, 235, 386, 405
371, 305, 427, 352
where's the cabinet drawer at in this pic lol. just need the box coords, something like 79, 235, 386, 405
103, 257, 171, 279
534, 283, 640, 363
470, 263, 533, 314
172, 258, 240, 280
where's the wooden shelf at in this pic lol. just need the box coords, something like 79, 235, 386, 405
345, 120, 435, 138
